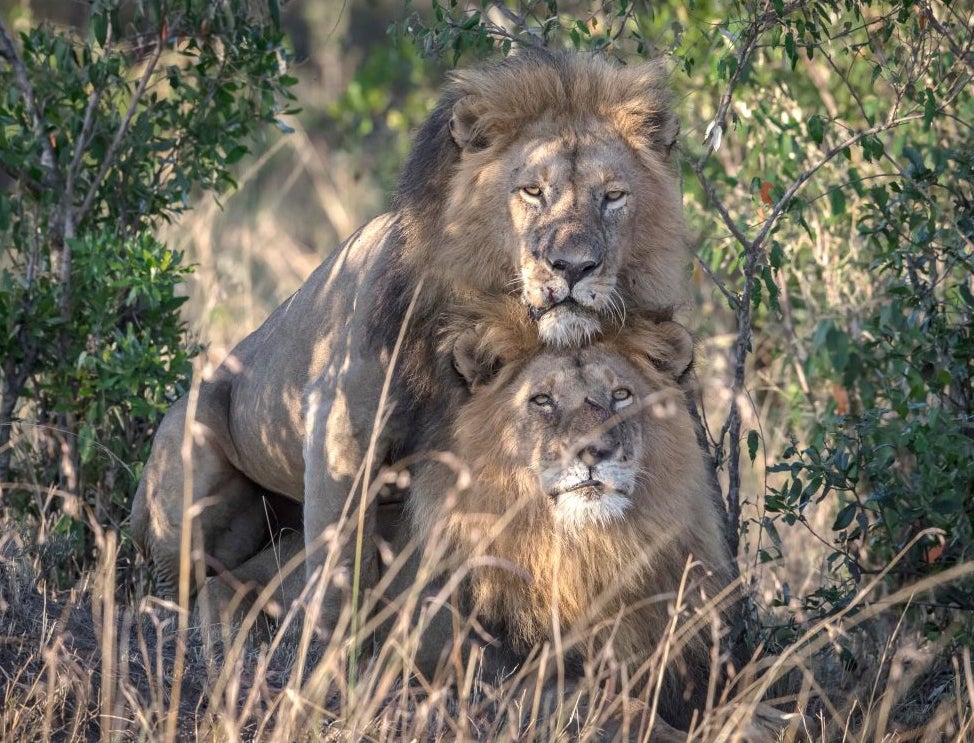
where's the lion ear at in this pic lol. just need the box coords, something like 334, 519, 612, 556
449, 95, 490, 152
452, 326, 501, 389
644, 320, 694, 380
647, 111, 680, 156
615, 60, 681, 157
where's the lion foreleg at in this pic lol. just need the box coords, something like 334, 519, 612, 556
302, 385, 387, 634
195, 529, 306, 645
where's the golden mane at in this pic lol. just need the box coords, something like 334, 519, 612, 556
391, 49, 687, 323
444, 50, 680, 158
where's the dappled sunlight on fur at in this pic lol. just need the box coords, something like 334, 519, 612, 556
406, 305, 757, 735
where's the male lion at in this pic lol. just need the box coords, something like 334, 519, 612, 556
401, 304, 776, 741
131, 49, 688, 629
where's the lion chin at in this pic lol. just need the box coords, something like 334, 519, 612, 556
550, 484, 632, 531
534, 303, 602, 347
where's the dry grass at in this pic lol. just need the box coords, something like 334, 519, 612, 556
2, 499, 973, 743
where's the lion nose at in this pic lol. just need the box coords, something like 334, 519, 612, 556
549, 256, 601, 287
579, 437, 618, 467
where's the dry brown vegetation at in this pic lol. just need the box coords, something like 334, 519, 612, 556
3, 500, 973, 742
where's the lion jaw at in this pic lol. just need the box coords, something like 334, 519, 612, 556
521, 266, 616, 347
542, 460, 636, 530
534, 303, 602, 347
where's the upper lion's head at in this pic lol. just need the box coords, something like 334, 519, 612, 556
396, 50, 687, 347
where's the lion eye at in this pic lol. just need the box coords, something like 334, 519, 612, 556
530, 393, 554, 408
611, 387, 633, 408
604, 189, 627, 205
521, 185, 543, 200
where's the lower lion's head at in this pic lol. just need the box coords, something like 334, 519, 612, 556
446, 312, 698, 533
396, 51, 687, 347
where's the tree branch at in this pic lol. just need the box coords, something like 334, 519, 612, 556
697, 0, 805, 167
64, 26, 115, 242
0, 19, 59, 190
690, 0, 937, 555
693, 249, 736, 306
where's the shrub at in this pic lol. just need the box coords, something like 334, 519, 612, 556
0, 2, 296, 573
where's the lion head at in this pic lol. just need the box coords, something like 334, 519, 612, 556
394, 50, 687, 347
446, 307, 698, 533
409, 303, 735, 724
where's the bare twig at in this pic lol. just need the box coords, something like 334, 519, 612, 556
693, 250, 736, 306
925, 2, 974, 76
64, 26, 115, 243
697, 0, 805, 168
711, 112, 929, 553
608, 1, 638, 45
488, 0, 523, 26
688, 159, 752, 250
752, 114, 926, 253
692, 0, 940, 555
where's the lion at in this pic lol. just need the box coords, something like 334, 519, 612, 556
395, 303, 781, 741
131, 49, 689, 630
148, 301, 783, 740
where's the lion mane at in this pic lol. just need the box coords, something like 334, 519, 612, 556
380, 49, 687, 402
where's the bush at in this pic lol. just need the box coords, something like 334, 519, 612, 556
0, 2, 296, 574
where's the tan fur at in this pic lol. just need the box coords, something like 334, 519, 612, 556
409, 312, 737, 732
131, 50, 690, 633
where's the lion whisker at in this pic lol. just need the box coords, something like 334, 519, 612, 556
608, 287, 627, 328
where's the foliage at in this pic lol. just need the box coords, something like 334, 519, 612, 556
0, 1, 296, 574
326, 37, 439, 195
766, 124, 974, 628
395, 0, 974, 640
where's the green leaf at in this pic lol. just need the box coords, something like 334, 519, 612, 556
828, 187, 846, 217
832, 503, 856, 531
267, 0, 282, 30
807, 113, 824, 145
784, 32, 798, 69
747, 429, 760, 463
92, 12, 108, 48
826, 326, 850, 374
762, 265, 781, 314
224, 144, 249, 164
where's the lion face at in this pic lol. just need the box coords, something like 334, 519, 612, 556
514, 347, 647, 530
451, 317, 693, 533
504, 125, 641, 347
445, 116, 677, 348
398, 52, 687, 351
